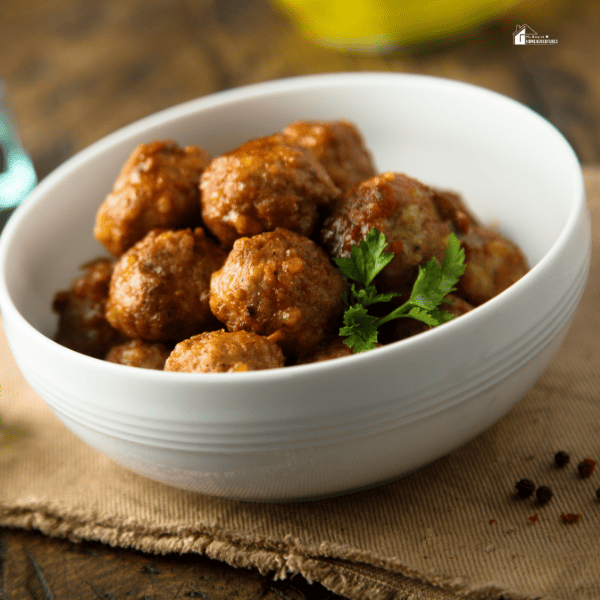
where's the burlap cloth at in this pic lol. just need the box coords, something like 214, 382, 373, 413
2, 168, 600, 600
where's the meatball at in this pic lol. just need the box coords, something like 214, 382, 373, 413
428, 188, 528, 305
106, 228, 226, 341
392, 293, 474, 341
53, 258, 123, 358
199, 135, 341, 248
209, 228, 346, 357
321, 172, 452, 292
164, 330, 284, 373
105, 339, 171, 370
281, 120, 376, 192
456, 225, 529, 306
430, 188, 479, 235
94, 140, 210, 256
297, 336, 382, 364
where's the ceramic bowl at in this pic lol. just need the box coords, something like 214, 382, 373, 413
0, 73, 590, 501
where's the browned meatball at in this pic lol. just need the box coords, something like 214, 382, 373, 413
297, 336, 382, 364
430, 188, 479, 235
456, 225, 529, 306
94, 140, 210, 256
199, 135, 341, 248
281, 120, 376, 192
106, 228, 226, 341
296, 336, 353, 364
164, 330, 284, 373
321, 172, 452, 292
105, 339, 171, 369
209, 228, 346, 357
392, 293, 474, 341
53, 258, 123, 358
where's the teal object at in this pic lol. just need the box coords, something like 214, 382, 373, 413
0, 81, 37, 229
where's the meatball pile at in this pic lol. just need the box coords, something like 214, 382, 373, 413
53, 120, 529, 372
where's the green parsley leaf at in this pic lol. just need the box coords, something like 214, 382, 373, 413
339, 304, 380, 353
350, 283, 399, 307
407, 234, 464, 310
405, 306, 440, 327
337, 229, 466, 353
333, 227, 395, 287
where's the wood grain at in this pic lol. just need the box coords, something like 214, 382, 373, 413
3, 0, 600, 181
0, 527, 341, 600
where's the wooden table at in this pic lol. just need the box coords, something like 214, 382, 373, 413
0, 527, 339, 599
2, 0, 600, 597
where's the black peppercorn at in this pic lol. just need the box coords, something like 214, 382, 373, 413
578, 458, 596, 479
554, 450, 570, 468
595, 488, 600, 501
535, 485, 553, 505
515, 478, 535, 499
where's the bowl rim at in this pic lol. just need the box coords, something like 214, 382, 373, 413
0, 71, 586, 384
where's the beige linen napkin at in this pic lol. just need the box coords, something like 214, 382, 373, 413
2, 168, 600, 600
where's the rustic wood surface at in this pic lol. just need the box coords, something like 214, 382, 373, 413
4, 0, 600, 179
2, 0, 600, 598
0, 526, 339, 600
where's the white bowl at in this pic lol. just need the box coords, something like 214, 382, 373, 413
0, 73, 590, 501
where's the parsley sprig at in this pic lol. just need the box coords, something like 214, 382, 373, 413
333, 228, 466, 353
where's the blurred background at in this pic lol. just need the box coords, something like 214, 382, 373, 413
2, 0, 599, 189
